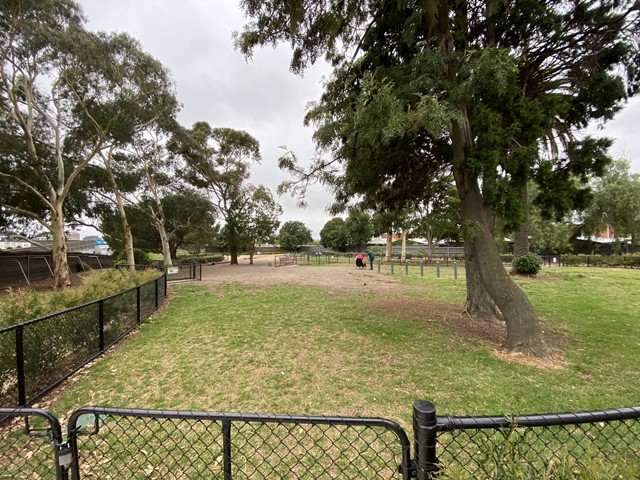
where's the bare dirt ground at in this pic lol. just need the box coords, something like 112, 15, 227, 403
202, 255, 402, 293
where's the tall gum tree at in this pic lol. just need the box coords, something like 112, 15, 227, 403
238, 0, 640, 357
172, 122, 261, 264
0, 0, 177, 286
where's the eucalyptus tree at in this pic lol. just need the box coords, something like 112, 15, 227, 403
238, 185, 282, 264
172, 122, 261, 264
581, 159, 640, 246
99, 190, 216, 259
0, 0, 177, 286
238, 0, 639, 357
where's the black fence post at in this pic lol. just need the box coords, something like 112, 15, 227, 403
136, 286, 141, 323
155, 277, 159, 309
413, 400, 439, 479
98, 300, 105, 352
223, 419, 232, 480
16, 325, 26, 407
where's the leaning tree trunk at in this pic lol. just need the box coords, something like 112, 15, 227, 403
51, 202, 71, 288
401, 229, 407, 262
451, 122, 550, 357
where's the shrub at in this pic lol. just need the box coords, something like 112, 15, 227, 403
115, 248, 152, 266
512, 253, 542, 275
0, 269, 160, 328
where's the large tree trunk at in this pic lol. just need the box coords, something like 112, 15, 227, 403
123, 223, 135, 271
157, 222, 173, 267
106, 158, 136, 271
463, 244, 504, 326
249, 242, 255, 265
51, 202, 71, 288
451, 123, 550, 357
401, 229, 407, 262
385, 226, 393, 262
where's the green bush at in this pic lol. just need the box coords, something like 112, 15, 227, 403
0, 269, 160, 328
115, 248, 152, 266
173, 254, 224, 264
512, 253, 543, 275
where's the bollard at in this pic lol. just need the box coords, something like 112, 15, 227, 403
391, 261, 394, 274
436, 261, 440, 278
405, 260, 409, 276
453, 261, 458, 280
420, 260, 424, 277
413, 400, 440, 479
377, 259, 381, 273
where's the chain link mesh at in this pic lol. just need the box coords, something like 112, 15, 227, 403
70, 410, 408, 479
0, 410, 64, 479
437, 413, 640, 476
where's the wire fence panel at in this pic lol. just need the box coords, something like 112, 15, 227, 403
0, 332, 18, 408
0, 274, 166, 413
436, 407, 640, 477
102, 289, 138, 348
67, 407, 412, 479
0, 408, 67, 480
22, 304, 100, 404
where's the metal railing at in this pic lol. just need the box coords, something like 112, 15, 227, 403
0, 274, 167, 411
115, 263, 202, 281
0, 254, 115, 288
1, 401, 638, 479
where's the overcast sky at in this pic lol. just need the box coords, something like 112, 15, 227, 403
79, 0, 640, 238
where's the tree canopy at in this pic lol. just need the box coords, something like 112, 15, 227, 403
278, 220, 313, 251
238, 0, 640, 357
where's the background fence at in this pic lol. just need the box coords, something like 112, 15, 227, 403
0, 253, 115, 288
0, 274, 167, 412
1, 401, 638, 479
115, 263, 202, 281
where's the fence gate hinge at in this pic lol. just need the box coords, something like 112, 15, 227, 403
399, 460, 418, 478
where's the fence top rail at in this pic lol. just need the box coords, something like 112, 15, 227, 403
0, 273, 165, 334
437, 405, 640, 431
68, 406, 411, 443
0, 407, 64, 441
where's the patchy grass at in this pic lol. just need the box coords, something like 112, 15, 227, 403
48, 266, 640, 431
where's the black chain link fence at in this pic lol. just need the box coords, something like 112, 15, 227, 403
0, 274, 167, 412
1, 403, 639, 479
435, 407, 640, 477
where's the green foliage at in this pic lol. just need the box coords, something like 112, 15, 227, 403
560, 254, 640, 268
580, 159, 640, 245
320, 217, 348, 251
344, 209, 372, 250
115, 248, 151, 266
0, 269, 160, 328
172, 254, 224, 264
278, 220, 313, 251
512, 253, 543, 275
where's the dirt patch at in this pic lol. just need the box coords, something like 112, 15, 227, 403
202, 259, 404, 294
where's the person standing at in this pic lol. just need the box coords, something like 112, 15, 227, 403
367, 250, 375, 270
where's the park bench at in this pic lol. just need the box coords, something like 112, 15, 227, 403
277, 255, 296, 266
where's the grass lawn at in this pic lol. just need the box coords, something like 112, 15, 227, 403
47, 265, 640, 431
